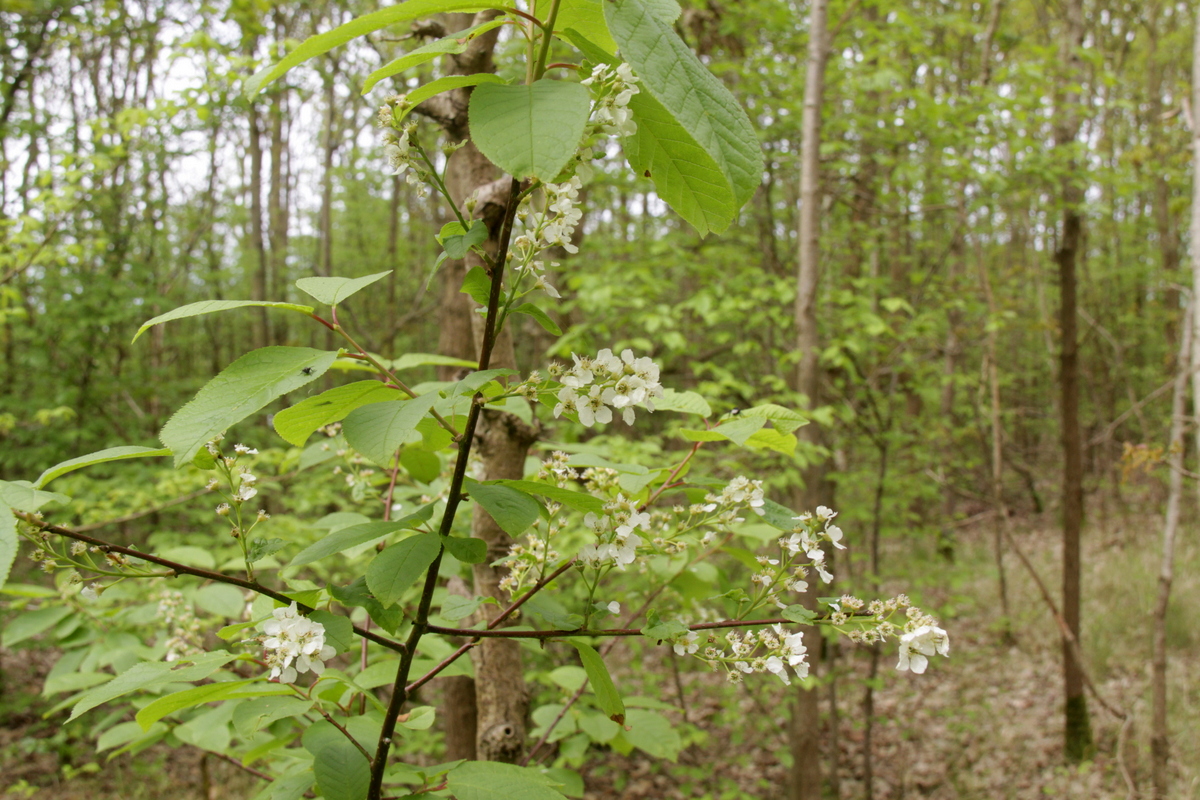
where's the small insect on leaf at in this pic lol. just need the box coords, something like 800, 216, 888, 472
301, 367, 314, 376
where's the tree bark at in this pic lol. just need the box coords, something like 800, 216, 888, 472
418, 12, 534, 761
789, 1, 829, 798
1054, 0, 1094, 762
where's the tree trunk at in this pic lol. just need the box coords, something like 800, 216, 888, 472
789, 1, 829, 798
419, 12, 534, 761
1054, 0, 1094, 762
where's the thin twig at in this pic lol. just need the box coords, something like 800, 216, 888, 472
1000, 527, 1127, 720
14, 514, 406, 655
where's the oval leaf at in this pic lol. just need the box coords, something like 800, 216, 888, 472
274, 381, 401, 447
463, 478, 540, 536
342, 393, 441, 466
468, 80, 591, 180
302, 719, 371, 800
569, 641, 625, 724
295, 270, 392, 306
132, 300, 314, 344
362, 19, 509, 94
160, 347, 338, 467
441, 535, 487, 564
245, 1, 514, 96
366, 532, 441, 607
34, 446, 172, 489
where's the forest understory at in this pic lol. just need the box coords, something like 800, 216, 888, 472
3, 494, 1196, 800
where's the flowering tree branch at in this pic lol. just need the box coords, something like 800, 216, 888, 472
12, 512, 407, 655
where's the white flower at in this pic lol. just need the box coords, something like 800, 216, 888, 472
234, 444, 257, 454
258, 603, 336, 683
826, 524, 846, 549
673, 630, 699, 656
80, 584, 99, 602
764, 655, 790, 685
896, 625, 949, 674
607, 601, 620, 614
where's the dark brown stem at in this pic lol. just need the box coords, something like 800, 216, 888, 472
366, 178, 524, 800
316, 707, 374, 763
14, 513, 405, 654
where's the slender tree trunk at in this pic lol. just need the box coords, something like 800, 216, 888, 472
416, 13, 533, 762
978, 236, 1013, 641
1151, 304, 1191, 799
789, 2, 828, 798
246, 101, 269, 349
1054, 0, 1094, 762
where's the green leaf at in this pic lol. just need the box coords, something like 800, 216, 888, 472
578, 711, 621, 743
247, 537, 286, 563
33, 446, 171, 489
743, 427, 797, 456
469, 80, 592, 180
782, 605, 817, 625
160, 347, 338, 467
245, 0, 514, 95
640, 618, 688, 643
556, 0, 617, 52
449, 368, 519, 396
303, 719, 371, 800
447, 761, 567, 800
69, 652, 239, 722
563, 453, 648, 474
460, 266, 492, 306
400, 448, 441, 483
362, 18, 508, 94
330, 577, 405, 635
274, 381, 401, 447
440, 220, 489, 260
653, 389, 712, 418
463, 478, 540, 536
366, 531, 441, 607
394, 74, 507, 123
0, 479, 71, 512
738, 403, 808, 434
136, 679, 266, 730
195, 584, 247, 619
295, 271, 392, 306
309, 610, 354, 653
512, 303, 562, 336
561, 28, 618, 65
400, 705, 437, 730
389, 352, 478, 372
759, 498, 801, 532
621, 708, 682, 760
0, 512, 17, 590
622, 91, 737, 235
712, 416, 766, 446
233, 695, 315, 737
2, 606, 72, 647
289, 521, 407, 568
439, 595, 483, 621
132, 300, 314, 344
569, 641, 625, 724
607, 0, 763, 219
342, 393, 441, 466
490, 480, 604, 514
441, 535, 487, 564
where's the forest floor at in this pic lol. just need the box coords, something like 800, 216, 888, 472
2, 500, 1198, 800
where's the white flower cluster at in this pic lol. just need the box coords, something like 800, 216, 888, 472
896, 607, 950, 674
694, 477, 767, 539
581, 62, 640, 138
577, 493, 652, 569
551, 348, 664, 426
157, 590, 204, 663
783, 504, 845, 584
258, 603, 336, 684
693, 624, 809, 686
